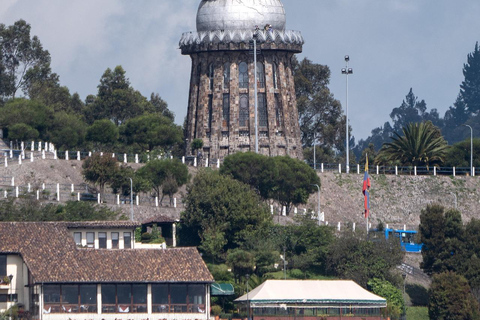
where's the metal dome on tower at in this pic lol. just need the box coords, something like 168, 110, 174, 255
196, 0, 287, 32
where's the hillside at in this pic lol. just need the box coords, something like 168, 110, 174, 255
1, 157, 479, 230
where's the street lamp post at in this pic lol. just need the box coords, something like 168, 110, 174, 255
250, 30, 259, 154
246, 274, 250, 320
342, 56, 353, 173
313, 132, 316, 170
462, 124, 473, 176
8, 274, 13, 320
312, 184, 321, 225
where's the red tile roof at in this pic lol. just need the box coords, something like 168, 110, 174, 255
0, 222, 213, 284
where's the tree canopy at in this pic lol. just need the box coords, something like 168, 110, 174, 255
376, 121, 448, 167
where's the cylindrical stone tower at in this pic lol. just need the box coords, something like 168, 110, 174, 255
180, 0, 304, 161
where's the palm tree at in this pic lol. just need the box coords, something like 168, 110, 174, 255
375, 121, 448, 168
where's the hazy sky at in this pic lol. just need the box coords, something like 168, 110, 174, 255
1, 0, 479, 141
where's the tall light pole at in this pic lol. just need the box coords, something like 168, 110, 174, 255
129, 178, 134, 221
250, 29, 259, 154
342, 56, 353, 173
313, 132, 316, 170
462, 124, 473, 176
312, 184, 321, 225
246, 274, 250, 320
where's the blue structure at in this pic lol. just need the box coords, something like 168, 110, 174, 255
384, 228, 423, 253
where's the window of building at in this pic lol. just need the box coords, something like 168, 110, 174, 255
188, 285, 205, 313
239, 62, 248, 88
208, 94, 213, 130
62, 285, 78, 312
132, 284, 147, 313
275, 94, 283, 128
170, 284, 187, 313
273, 62, 279, 89
197, 63, 202, 83
0, 255, 6, 276
239, 94, 249, 127
124, 232, 131, 249
112, 232, 119, 249
256, 62, 265, 88
102, 284, 147, 314
101, 284, 116, 313
86, 232, 94, 248
73, 232, 82, 247
152, 284, 169, 313
208, 63, 214, 91
223, 62, 230, 89
0, 294, 17, 302
98, 232, 107, 249
258, 93, 268, 128
222, 94, 230, 128
79, 285, 97, 313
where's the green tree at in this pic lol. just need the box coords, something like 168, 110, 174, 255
293, 57, 346, 158
120, 113, 182, 153
419, 204, 465, 276
7, 123, 39, 141
85, 66, 149, 125
428, 271, 479, 320
190, 138, 203, 155
444, 138, 480, 168
149, 92, 174, 121
226, 249, 256, 280
82, 153, 119, 198
272, 156, 320, 214
460, 42, 480, 115
376, 121, 448, 168
0, 19, 52, 99
220, 152, 278, 200
0, 98, 54, 140
326, 230, 404, 288
48, 111, 86, 150
180, 170, 272, 261
368, 278, 405, 320
86, 119, 119, 150
136, 158, 189, 205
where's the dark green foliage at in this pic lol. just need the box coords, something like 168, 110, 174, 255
376, 121, 448, 167
220, 152, 277, 199
190, 138, 204, 154
419, 204, 465, 275
326, 230, 404, 288
120, 113, 182, 153
220, 153, 320, 214
136, 158, 189, 204
0, 198, 117, 221
149, 92, 174, 121
444, 138, 480, 168
226, 249, 255, 280
428, 271, 479, 320
460, 42, 480, 115
406, 284, 429, 306
293, 57, 345, 159
368, 278, 405, 320
180, 170, 272, 261
0, 98, 54, 140
49, 111, 86, 150
82, 153, 119, 197
0, 19, 52, 99
86, 119, 119, 150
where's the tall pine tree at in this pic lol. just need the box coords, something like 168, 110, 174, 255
460, 42, 480, 115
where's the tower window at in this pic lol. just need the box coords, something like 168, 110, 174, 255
258, 93, 268, 128
256, 62, 265, 88
208, 94, 213, 130
222, 94, 230, 128
275, 94, 283, 128
239, 94, 249, 127
223, 63, 230, 89
239, 62, 248, 89
197, 63, 202, 82
208, 63, 214, 91
273, 62, 279, 89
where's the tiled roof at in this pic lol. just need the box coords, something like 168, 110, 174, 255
0, 222, 213, 284
65, 221, 141, 229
